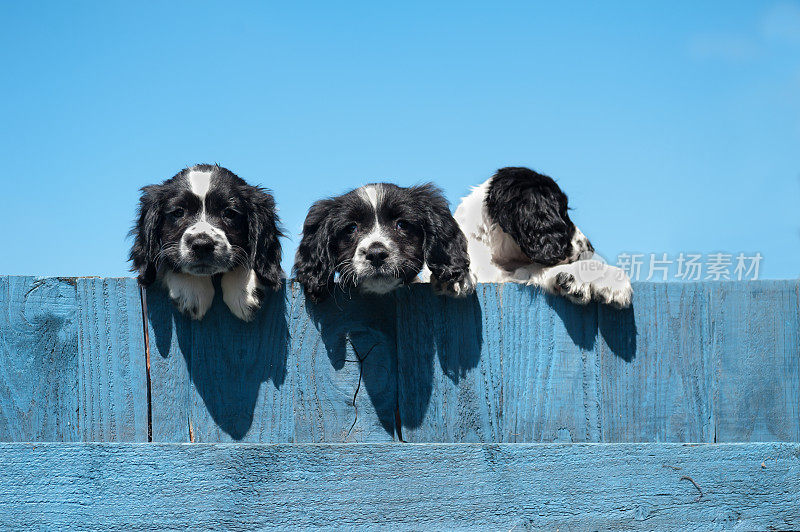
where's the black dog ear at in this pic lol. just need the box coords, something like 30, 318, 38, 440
485, 167, 576, 266
247, 187, 284, 291
293, 198, 337, 303
411, 183, 471, 287
129, 185, 164, 286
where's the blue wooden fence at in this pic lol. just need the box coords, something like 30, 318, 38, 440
1, 276, 798, 529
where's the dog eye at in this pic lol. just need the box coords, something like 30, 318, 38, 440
344, 222, 358, 234
396, 219, 411, 231
168, 208, 185, 220
223, 208, 240, 220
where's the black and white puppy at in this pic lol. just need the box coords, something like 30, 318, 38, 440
454, 167, 632, 307
129, 164, 283, 320
294, 183, 473, 302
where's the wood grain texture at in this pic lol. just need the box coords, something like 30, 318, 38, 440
76, 278, 148, 441
0, 277, 79, 441
600, 283, 715, 442
397, 283, 604, 443
145, 284, 192, 442
498, 284, 603, 443
289, 283, 398, 442
146, 281, 397, 442
396, 285, 491, 441
398, 281, 800, 443
711, 280, 800, 442
188, 282, 292, 442
3, 276, 799, 444
1, 442, 797, 530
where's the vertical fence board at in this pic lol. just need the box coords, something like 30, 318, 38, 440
188, 283, 293, 442
0, 277, 79, 441
76, 278, 148, 441
712, 280, 800, 442
396, 285, 494, 442
397, 284, 602, 443
599, 283, 715, 442
289, 284, 398, 442
145, 285, 191, 442
498, 284, 602, 443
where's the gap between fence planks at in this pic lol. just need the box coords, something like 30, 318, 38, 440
0, 276, 798, 443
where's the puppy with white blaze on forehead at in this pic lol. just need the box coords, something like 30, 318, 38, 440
294, 183, 474, 303
129, 164, 283, 321
455, 167, 633, 308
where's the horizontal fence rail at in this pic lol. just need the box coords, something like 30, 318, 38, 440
2, 442, 799, 530
0, 276, 797, 444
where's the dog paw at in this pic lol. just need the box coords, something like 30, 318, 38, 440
553, 271, 592, 305
162, 272, 215, 320
432, 272, 476, 297
590, 267, 633, 309
221, 267, 264, 321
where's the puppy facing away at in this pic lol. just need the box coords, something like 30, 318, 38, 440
455, 167, 632, 308
294, 183, 473, 302
129, 164, 283, 321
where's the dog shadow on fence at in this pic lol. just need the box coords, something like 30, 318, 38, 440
394, 287, 484, 433
147, 280, 289, 441
547, 289, 638, 362
305, 289, 400, 439
145, 281, 635, 441
306, 285, 483, 440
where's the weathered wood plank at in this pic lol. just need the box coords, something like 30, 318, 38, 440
397, 284, 602, 443
498, 284, 602, 443
1, 442, 797, 530
290, 284, 398, 442
76, 278, 148, 441
396, 285, 491, 441
188, 282, 293, 442
599, 283, 715, 442
711, 280, 800, 442
145, 284, 192, 442
0, 277, 79, 441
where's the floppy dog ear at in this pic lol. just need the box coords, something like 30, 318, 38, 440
485, 167, 575, 266
247, 187, 284, 291
129, 185, 164, 286
293, 199, 337, 303
411, 183, 472, 290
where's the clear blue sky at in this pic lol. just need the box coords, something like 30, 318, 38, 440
1, 2, 798, 279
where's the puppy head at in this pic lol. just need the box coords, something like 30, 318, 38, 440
129, 164, 283, 288
485, 167, 592, 266
294, 183, 470, 302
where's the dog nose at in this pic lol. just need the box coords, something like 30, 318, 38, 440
189, 235, 215, 255
364, 243, 390, 266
